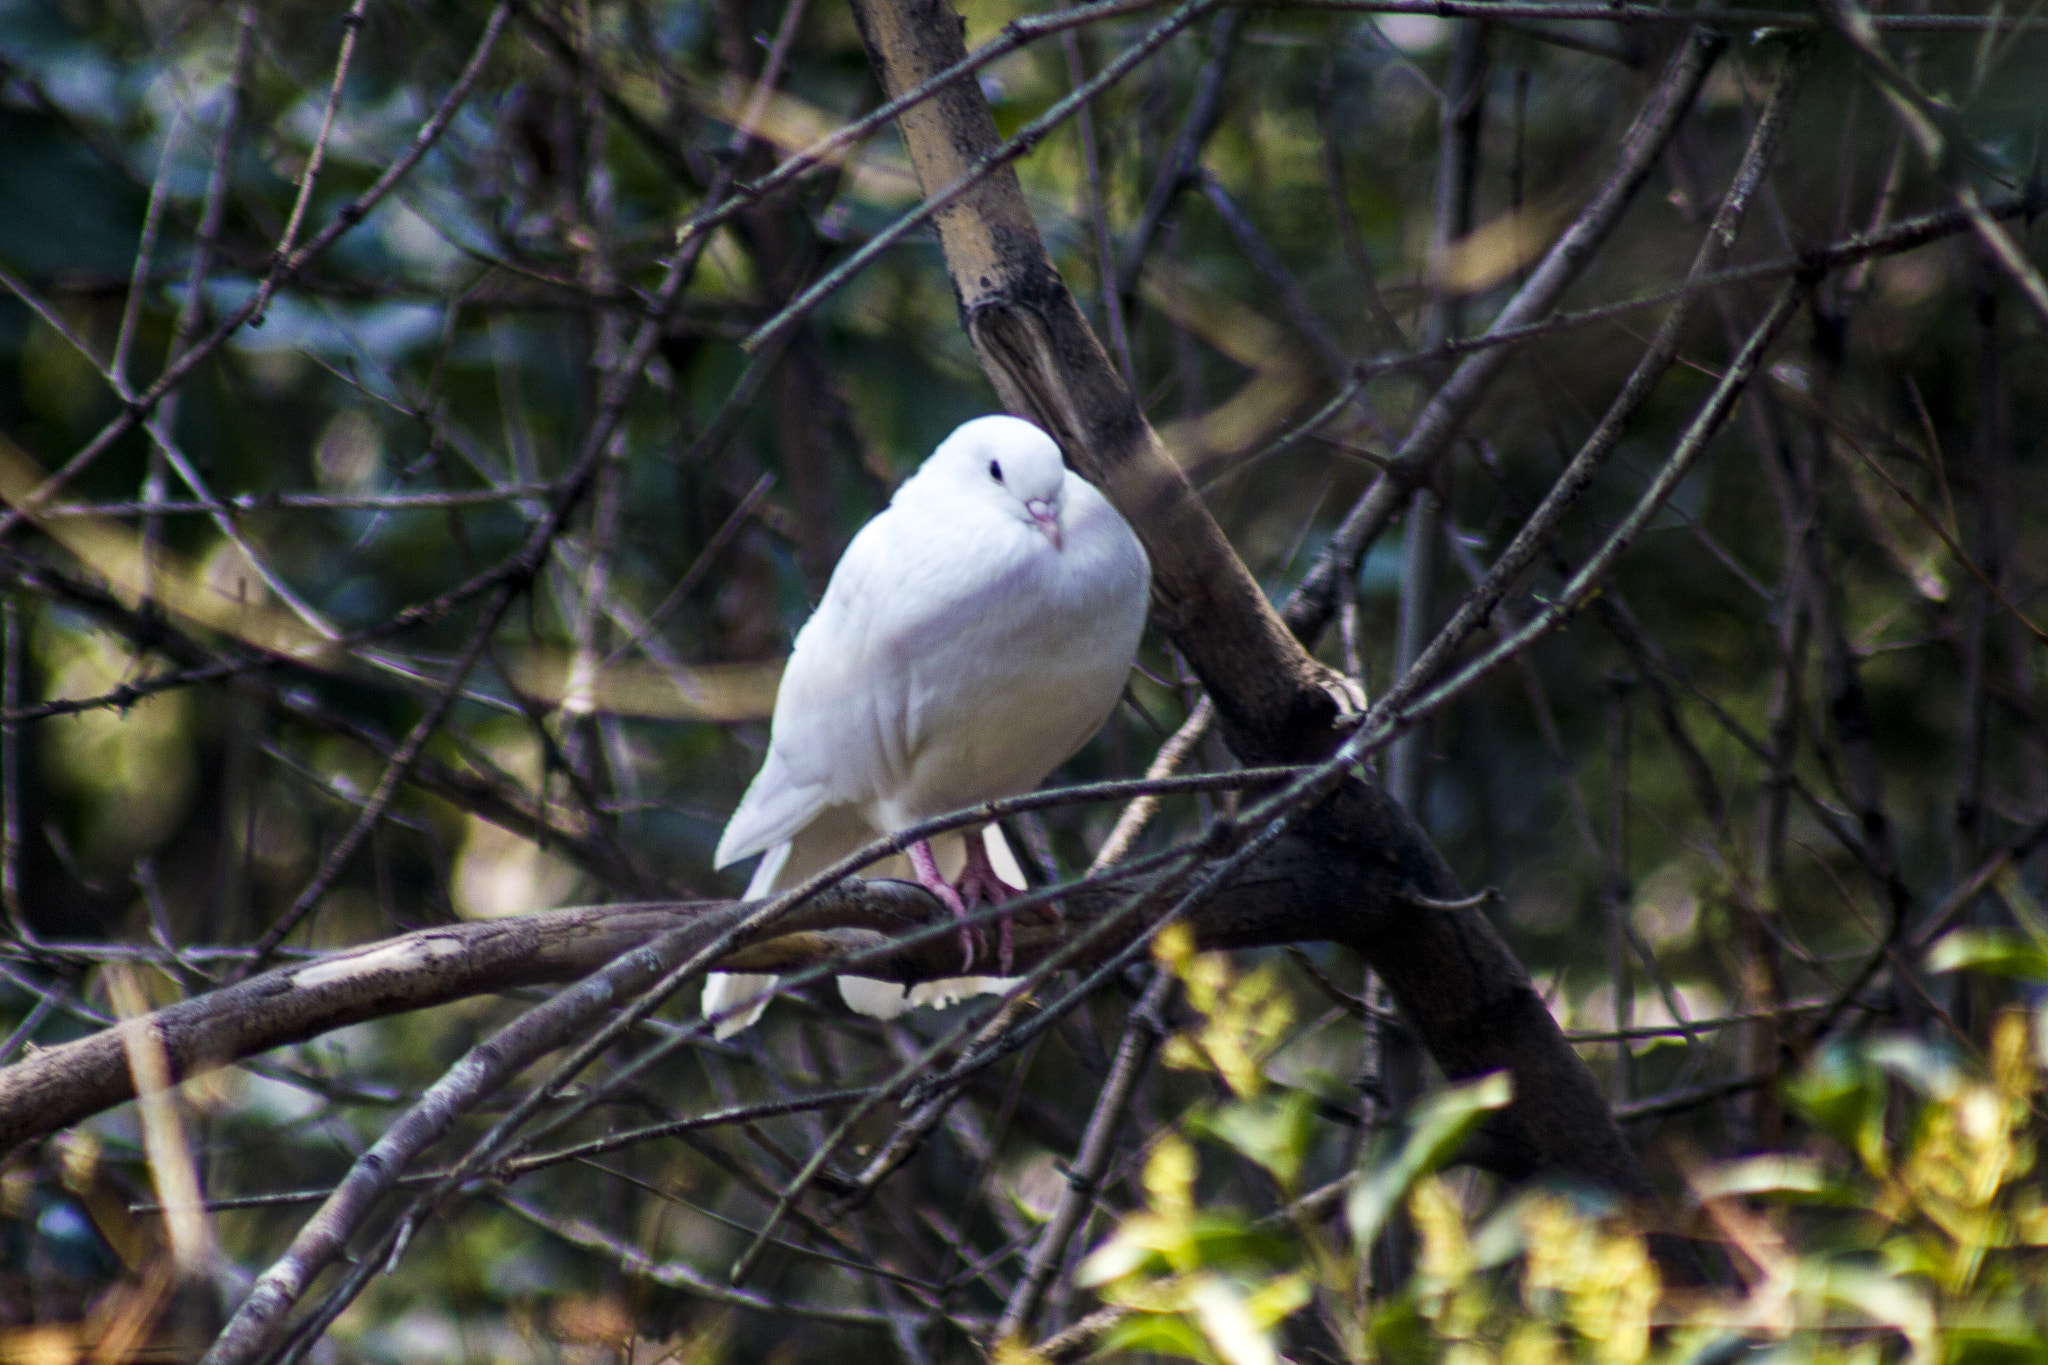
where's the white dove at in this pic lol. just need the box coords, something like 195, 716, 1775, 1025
703, 415, 1150, 1038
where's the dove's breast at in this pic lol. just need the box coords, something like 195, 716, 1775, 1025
873, 485, 1149, 826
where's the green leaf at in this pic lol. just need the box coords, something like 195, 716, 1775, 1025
1187, 1276, 1281, 1365
1785, 1043, 1889, 1172
1195, 1092, 1318, 1189
1928, 930, 2048, 983
1667, 1330, 1762, 1365
1692, 1154, 1835, 1200
1075, 1233, 1154, 1288
1880, 1232, 1954, 1280
1468, 1195, 1533, 1270
1077, 1215, 1293, 1289
1346, 1072, 1513, 1248
1183, 1219, 1298, 1270
1241, 1272, 1313, 1327
1093, 1311, 1220, 1364
1866, 1036, 1964, 1100
1365, 1292, 1435, 1365
1469, 1186, 1623, 1270
1945, 1328, 2048, 1365
1815, 1265, 1937, 1365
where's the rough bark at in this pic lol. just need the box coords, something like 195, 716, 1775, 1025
844, 0, 1353, 766
0, 791, 1616, 1192
843, 0, 1652, 1200
0, 0, 1659, 1215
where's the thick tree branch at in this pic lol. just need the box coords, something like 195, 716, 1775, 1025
0, 797, 1610, 1195
847, 0, 1352, 765
844, 0, 1653, 1204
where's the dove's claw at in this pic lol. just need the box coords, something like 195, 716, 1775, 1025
909, 835, 1026, 971
909, 839, 980, 970
956, 831, 1022, 974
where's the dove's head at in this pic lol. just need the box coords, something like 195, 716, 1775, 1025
924, 415, 1070, 551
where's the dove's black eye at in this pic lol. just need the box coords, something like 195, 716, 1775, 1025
989, 460, 1004, 483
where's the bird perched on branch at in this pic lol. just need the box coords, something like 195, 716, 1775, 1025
704, 415, 1150, 1038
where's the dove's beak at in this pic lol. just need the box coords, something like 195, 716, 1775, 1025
1025, 499, 1062, 551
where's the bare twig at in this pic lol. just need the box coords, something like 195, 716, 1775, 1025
1283, 27, 1728, 642
996, 971, 1173, 1341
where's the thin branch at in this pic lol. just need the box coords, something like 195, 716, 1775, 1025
1278, 0, 2048, 29
1282, 26, 1728, 641
0, 3, 514, 540
1116, 8, 1246, 305
1061, 8, 1138, 391
743, 0, 1221, 356
996, 972, 1173, 1341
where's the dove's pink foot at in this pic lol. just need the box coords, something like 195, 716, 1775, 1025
909, 838, 978, 971
956, 832, 1022, 973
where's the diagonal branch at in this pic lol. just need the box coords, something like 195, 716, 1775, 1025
1283, 26, 1727, 643
846, 0, 1661, 1218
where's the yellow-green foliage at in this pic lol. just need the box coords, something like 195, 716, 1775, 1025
1155, 922, 1298, 1102
1072, 938, 2048, 1365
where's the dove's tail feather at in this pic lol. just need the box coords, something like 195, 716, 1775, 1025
831, 973, 1021, 1018
836, 976, 912, 1019
743, 839, 795, 900
701, 840, 796, 1039
705, 821, 1030, 1034
714, 750, 831, 869
704, 818, 867, 1040
702, 971, 777, 1040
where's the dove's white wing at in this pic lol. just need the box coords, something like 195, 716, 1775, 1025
706, 505, 967, 1037
713, 514, 907, 871
704, 516, 892, 1039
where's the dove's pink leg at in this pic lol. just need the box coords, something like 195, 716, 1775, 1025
908, 839, 978, 971
956, 832, 1021, 973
